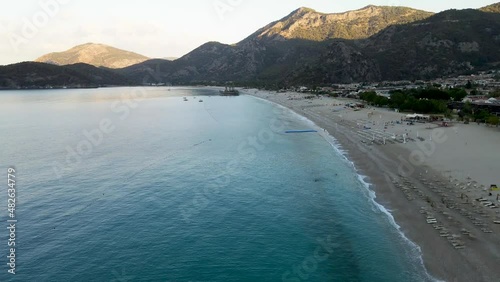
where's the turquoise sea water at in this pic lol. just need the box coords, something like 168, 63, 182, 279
0, 87, 433, 281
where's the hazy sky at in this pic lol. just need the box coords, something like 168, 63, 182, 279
0, 0, 497, 65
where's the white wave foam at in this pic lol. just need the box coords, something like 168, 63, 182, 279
248, 94, 442, 282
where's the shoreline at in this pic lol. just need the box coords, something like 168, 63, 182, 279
244, 89, 500, 282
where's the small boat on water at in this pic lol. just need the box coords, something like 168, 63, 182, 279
220, 86, 239, 96
285, 130, 318, 134
199, 99, 203, 102
183, 97, 188, 101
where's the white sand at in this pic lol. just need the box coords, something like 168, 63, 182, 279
245, 89, 500, 282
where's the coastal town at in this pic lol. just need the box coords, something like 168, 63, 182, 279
290, 70, 500, 116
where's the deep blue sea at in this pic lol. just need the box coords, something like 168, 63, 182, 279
0, 87, 434, 281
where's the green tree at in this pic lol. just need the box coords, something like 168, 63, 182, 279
448, 88, 468, 101
417, 88, 450, 100
444, 110, 453, 120
488, 89, 500, 98
374, 96, 389, 106
389, 91, 407, 108
474, 109, 490, 122
462, 101, 473, 115
414, 99, 434, 113
470, 89, 482, 96
401, 96, 417, 112
487, 115, 499, 126
359, 91, 377, 104
431, 100, 449, 113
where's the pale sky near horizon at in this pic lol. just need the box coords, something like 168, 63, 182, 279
0, 0, 497, 65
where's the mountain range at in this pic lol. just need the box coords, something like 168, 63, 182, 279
35, 43, 150, 68
0, 62, 131, 88
1, 3, 500, 88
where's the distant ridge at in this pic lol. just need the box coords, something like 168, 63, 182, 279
121, 5, 500, 85
0, 62, 131, 89
479, 2, 500, 13
3, 3, 500, 87
35, 43, 150, 69
242, 5, 434, 42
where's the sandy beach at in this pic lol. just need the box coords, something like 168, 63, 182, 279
244, 89, 500, 282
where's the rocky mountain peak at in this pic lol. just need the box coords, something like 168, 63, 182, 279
241, 5, 434, 43
35, 43, 150, 69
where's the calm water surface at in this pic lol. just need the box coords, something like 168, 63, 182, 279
0, 87, 433, 281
